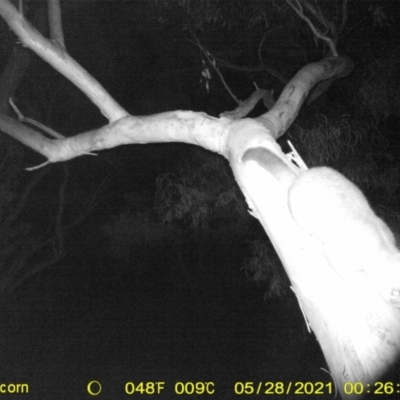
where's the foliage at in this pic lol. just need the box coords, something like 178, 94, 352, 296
288, 113, 400, 203
341, 157, 400, 201
354, 47, 400, 123
242, 239, 290, 299
157, 0, 273, 32
155, 148, 248, 229
288, 114, 366, 167
154, 148, 268, 294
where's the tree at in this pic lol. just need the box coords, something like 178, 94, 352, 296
0, 1, 399, 398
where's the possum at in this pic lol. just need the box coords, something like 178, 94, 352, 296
242, 147, 400, 308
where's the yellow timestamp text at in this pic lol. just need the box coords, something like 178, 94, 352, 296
343, 381, 400, 396
234, 381, 333, 395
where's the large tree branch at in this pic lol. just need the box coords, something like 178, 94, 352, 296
256, 56, 353, 139
0, 2, 47, 115
0, 0, 127, 122
0, 110, 232, 166
0, 54, 353, 168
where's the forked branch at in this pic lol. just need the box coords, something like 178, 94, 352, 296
0, 0, 128, 122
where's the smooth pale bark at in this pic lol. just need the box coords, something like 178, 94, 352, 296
228, 119, 400, 398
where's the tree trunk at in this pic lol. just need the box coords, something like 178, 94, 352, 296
228, 120, 400, 398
